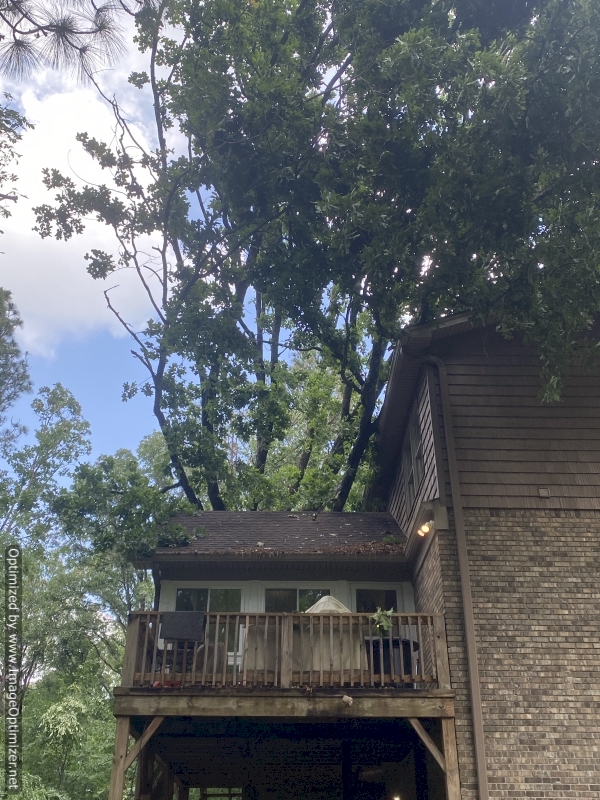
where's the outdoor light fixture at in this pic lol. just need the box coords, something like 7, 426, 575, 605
417, 521, 433, 537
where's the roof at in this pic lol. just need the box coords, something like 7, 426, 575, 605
152, 511, 405, 560
375, 313, 477, 488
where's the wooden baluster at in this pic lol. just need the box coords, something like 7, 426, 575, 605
319, 615, 324, 688
150, 614, 159, 686
412, 616, 419, 681
263, 615, 269, 687
428, 616, 437, 684
180, 640, 187, 687
242, 614, 250, 687
349, 614, 354, 688
201, 616, 210, 686
388, 615, 396, 686
191, 638, 198, 687
417, 616, 424, 683
275, 615, 280, 687
140, 613, 150, 687
329, 615, 334, 687
300, 613, 305, 686
160, 633, 168, 688
232, 614, 240, 686
378, 620, 384, 687
309, 615, 314, 687
222, 614, 230, 686
212, 613, 220, 687
338, 614, 344, 687
280, 614, 290, 688
358, 615, 365, 687
367, 616, 375, 687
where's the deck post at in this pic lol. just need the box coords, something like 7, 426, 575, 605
108, 716, 130, 800
432, 615, 451, 690
136, 739, 155, 800
280, 615, 293, 688
164, 768, 175, 800
441, 718, 461, 800
342, 740, 353, 800
122, 614, 141, 687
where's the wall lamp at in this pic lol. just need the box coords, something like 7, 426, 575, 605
417, 521, 432, 537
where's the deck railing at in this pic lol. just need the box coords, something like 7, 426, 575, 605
121, 611, 450, 690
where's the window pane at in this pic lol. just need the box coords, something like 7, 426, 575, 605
298, 589, 330, 612
265, 588, 297, 612
209, 589, 241, 612
356, 589, 397, 613
176, 588, 208, 612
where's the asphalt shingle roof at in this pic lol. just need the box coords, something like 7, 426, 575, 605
155, 512, 405, 557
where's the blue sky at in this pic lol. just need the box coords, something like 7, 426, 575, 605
1, 24, 162, 460
12, 331, 157, 459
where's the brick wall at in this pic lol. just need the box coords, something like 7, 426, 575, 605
462, 508, 600, 799
413, 533, 444, 615
413, 525, 479, 800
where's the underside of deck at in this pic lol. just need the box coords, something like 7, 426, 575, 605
114, 717, 460, 800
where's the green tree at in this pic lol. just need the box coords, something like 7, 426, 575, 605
35, 0, 600, 510
0, 95, 31, 223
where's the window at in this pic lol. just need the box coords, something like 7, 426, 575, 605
356, 589, 398, 613
402, 406, 424, 511
265, 588, 330, 613
176, 588, 241, 613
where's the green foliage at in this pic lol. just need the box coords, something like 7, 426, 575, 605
52, 448, 193, 561
34, 0, 600, 509
0, 95, 31, 223
0, 384, 91, 541
0, 288, 31, 423
371, 607, 394, 633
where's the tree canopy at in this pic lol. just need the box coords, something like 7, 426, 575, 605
35, 0, 600, 511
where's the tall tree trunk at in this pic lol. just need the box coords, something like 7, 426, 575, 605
153, 352, 203, 509
201, 362, 226, 510
289, 425, 314, 496
331, 337, 386, 511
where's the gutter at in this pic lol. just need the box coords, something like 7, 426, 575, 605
425, 356, 490, 800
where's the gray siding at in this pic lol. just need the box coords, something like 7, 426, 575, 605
432, 329, 600, 510
388, 371, 440, 532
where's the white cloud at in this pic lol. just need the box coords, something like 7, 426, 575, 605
0, 25, 162, 357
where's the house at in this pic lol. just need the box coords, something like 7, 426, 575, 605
109, 510, 458, 800
108, 314, 600, 800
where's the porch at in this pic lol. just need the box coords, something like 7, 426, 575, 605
109, 611, 461, 800
122, 611, 448, 690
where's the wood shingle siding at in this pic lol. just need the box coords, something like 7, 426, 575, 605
388, 371, 440, 532
431, 328, 600, 510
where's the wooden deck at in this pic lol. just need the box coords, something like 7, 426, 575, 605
108, 611, 460, 800
122, 611, 448, 691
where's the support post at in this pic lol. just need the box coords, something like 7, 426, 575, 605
165, 768, 175, 800
136, 740, 154, 800
122, 614, 141, 687
441, 718, 461, 800
342, 740, 353, 800
408, 718, 446, 774
108, 717, 130, 800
